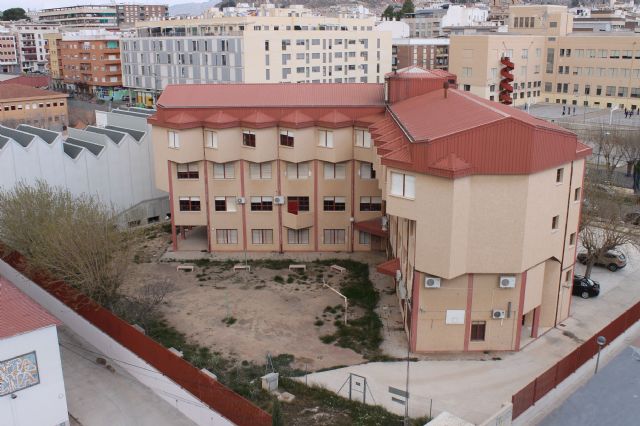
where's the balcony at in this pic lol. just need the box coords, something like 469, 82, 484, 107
282, 211, 314, 230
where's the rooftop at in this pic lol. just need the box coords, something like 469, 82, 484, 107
0, 84, 67, 101
0, 276, 60, 340
0, 75, 51, 89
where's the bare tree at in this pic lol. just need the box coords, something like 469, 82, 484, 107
588, 125, 626, 180
579, 174, 639, 278
0, 181, 133, 309
618, 130, 640, 177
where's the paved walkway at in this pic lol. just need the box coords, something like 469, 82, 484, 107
59, 326, 195, 426
301, 245, 640, 423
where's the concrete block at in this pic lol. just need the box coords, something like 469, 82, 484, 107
261, 372, 279, 392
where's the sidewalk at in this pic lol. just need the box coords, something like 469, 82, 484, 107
302, 246, 640, 424
59, 326, 195, 426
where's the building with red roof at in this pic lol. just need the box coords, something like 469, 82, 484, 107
0, 276, 69, 425
148, 66, 590, 353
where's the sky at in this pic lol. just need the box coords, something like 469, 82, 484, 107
2, 0, 197, 11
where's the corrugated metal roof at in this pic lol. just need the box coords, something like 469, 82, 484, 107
16, 125, 58, 145
65, 137, 105, 156
0, 277, 60, 339
106, 125, 145, 142
63, 143, 83, 159
0, 126, 35, 148
157, 83, 385, 108
0, 135, 9, 149
86, 126, 126, 144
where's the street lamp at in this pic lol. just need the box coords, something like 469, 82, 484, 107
594, 335, 607, 374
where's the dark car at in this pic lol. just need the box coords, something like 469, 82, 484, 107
577, 250, 627, 271
572, 275, 600, 299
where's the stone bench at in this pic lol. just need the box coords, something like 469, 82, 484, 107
176, 264, 194, 272
330, 264, 346, 274
289, 264, 306, 272
233, 264, 251, 271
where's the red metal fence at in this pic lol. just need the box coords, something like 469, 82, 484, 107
512, 301, 640, 419
0, 249, 271, 426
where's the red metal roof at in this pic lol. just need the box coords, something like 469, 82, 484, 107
376, 258, 400, 277
0, 75, 51, 89
157, 83, 385, 108
0, 84, 67, 101
0, 277, 60, 339
354, 216, 388, 237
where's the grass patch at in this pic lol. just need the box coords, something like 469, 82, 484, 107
222, 316, 237, 326
273, 275, 284, 284
286, 275, 294, 284
314, 319, 324, 326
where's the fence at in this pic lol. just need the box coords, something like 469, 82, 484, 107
0, 248, 271, 426
511, 301, 640, 419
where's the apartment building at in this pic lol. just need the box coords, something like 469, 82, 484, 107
0, 84, 68, 129
1, 23, 58, 73
60, 31, 122, 95
450, 5, 640, 109
35, 6, 118, 30
121, 16, 392, 107
404, 9, 447, 38
148, 67, 590, 352
116, 4, 169, 28
392, 38, 449, 71
0, 31, 18, 74
44, 33, 63, 90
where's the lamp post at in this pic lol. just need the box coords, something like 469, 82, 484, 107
594, 335, 607, 375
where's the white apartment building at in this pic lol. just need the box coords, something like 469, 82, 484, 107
121, 16, 392, 106
0, 22, 58, 72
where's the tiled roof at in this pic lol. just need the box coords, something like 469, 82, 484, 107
158, 83, 385, 108
0, 277, 60, 339
0, 83, 67, 101
0, 75, 51, 88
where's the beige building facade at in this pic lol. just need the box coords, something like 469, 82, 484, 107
450, 5, 640, 109
149, 68, 589, 353
0, 84, 68, 129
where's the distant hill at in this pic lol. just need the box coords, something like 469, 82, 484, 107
169, 0, 221, 17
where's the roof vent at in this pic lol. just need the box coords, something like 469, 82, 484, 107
443, 81, 450, 99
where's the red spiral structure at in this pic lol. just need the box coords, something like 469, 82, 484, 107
499, 56, 514, 105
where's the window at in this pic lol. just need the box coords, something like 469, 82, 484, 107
179, 196, 200, 211
360, 196, 382, 211
249, 162, 272, 179
569, 232, 576, 246
556, 168, 564, 183
565, 269, 572, 282
324, 162, 346, 179
214, 196, 236, 212
359, 162, 376, 179
250, 196, 273, 211
205, 131, 218, 148
390, 172, 415, 199
213, 162, 235, 179
242, 130, 256, 147
323, 196, 346, 211
252, 229, 273, 244
355, 129, 372, 148
280, 130, 294, 147
286, 162, 310, 179
470, 321, 486, 341
216, 229, 238, 244
552, 215, 559, 230
574, 187, 581, 201
177, 163, 199, 179
168, 131, 180, 148
287, 196, 310, 214
323, 229, 345, 244
318, 129, 333, 147
288, 228, 310, 244
462, 67, 472, 78
359, 231, 371, 245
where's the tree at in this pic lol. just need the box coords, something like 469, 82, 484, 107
588, 125, 626, 181
2, 8, 28, 21
400, 0, 415, 17
382, 5, 396, 20
617, 129, 640, 177
0, 181, 132, 309
579, 174, 639, 278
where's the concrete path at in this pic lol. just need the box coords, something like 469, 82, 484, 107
301, 245, 640, 424
58, 326, 196, 426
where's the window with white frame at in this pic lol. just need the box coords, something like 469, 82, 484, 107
168, 130, 180, 148
324, 162, 346, 179
214, 196, 236, 212
323, 196, 346, 211
205, 130, 218, 148
359, 162, 375, 179
287, 228, 309, 244
178, 196, 200, 211
318, 129, 334, 148
359, 231, 371, 245
360, 196, 382, 211
242, 130, 256, 147
280, 129, 294, 147
286, 162, 310, 179
250, 196, 273, 211
177, 163, 199, 179
390, 172, 415, 199
213, 162, 235, 179
355, 129, 372, 148
323, 229, 345, 244
249, 162, 272, 179
216, 229, 238, 244
252, 229, 273, 244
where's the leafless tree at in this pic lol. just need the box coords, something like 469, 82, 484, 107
617, 130, 640, 177
0, 181, 133, 309
579, 174, 639, 278
113, 278, 174, 329
588, 125, 627, 180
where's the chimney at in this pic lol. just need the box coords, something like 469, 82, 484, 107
443, 81, 449, 99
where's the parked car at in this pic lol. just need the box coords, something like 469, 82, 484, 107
624, 211, 640, 226
572, 275, 600, 299
577, 250, 627, 271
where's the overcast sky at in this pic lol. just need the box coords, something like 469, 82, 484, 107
3, 1, 194, 11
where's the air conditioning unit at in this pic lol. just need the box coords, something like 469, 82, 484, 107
398, 280, 407, 299
492, 309, 506, 320
395, 270, 402, 282
499, 276, 516, 289
274, 195, 285, 205
236, 197, 246, 205
424, 276, 441, 289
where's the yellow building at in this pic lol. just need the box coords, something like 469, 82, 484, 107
44, 33, 63, 90
450, 5, 640, 110
0, 84, 68, 129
